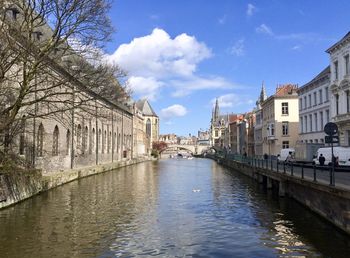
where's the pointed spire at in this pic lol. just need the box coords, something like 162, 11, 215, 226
260, 81, 267, 103
214, 98, 220, 121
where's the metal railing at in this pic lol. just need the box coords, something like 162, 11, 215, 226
222, 154, 350, 188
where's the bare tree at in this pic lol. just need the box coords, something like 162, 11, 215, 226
0, 0, 130, 156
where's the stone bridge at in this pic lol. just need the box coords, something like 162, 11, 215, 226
161, 144, 211, 155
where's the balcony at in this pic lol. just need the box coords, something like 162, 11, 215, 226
267, 135, 276, 140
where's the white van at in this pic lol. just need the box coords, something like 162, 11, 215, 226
313, 147, 350, 166
277, 148, 295, 162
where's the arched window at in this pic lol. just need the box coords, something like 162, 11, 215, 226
108, 131, 111, 153
37, 123, 44, 157
90, 128, 95, 153
52, 125, 59, 156
146, 119, 151, 137
66, 129, 71, 155
77, 124, 82, 149
103, 130, 106, 154
83, 126, 88, 154
113, 132, 117, 152
19, 116, 26, 155
98, 129, 102, 153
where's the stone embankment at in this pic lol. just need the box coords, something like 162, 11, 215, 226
0, 157, 153, 209
211, 155, 350, 235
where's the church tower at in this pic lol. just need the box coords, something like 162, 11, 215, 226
213, 98, 220, 122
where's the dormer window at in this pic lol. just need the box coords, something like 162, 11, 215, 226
7, 7, 20, 20
32, 31, 43, 41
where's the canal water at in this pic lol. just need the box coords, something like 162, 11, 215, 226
0, 158, 349, 257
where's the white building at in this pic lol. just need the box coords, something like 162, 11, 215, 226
326, 32, 350, 146
297, 66, 331, 144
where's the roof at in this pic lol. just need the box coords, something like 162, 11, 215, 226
298, 66, 330, 92
136, 99, 158, 117
326, 31, 350, 53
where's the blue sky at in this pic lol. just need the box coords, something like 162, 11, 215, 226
103, 0, 350, 137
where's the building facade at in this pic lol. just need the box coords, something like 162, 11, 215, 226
326, 32, 350, 146
297, 66, 331, 144
261, 84, 299, 156
254, 85, 267, 156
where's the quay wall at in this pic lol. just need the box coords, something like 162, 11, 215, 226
222, 158, 350, 235
0, 157, 152, 209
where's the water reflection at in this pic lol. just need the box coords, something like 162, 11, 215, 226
0, 159, 349, 257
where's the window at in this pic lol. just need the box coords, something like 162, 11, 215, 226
83, 126, 88, 153
215, 130, 218, 137
103, 130, 106, 153
108, 131, 111, 153
52, 125, 59, 156
282, 102, 289, 115
313, 92, 317, 106
90, 128, 95, 154
299, 98, 302, 110
336, 94, 339, 115
146, 119, 151, 137
347, 130, 350, 146
326, 110, 330, 123
320, 111, 324, 129
98, 129, 102, 153
300, 117, 303, 133
282, 122, 289, 136
282, 141, 289, 149
113, 132, 117, 152
304, 96, 307, 109
319, 89, 323, 104
66, 129, 70, 155
314, 113, 318, 131
325, 87, 329, 102
347, 90, 350, 113
308, 94, 312, 108
345, 55, 349, 76
309, 114, 313, 132
8, 8, 19, 20
334, 61, 339, 80
270, 123, 275, 136
37, 123, 44, 157
304, 116, 308, 132
77, 124, 82, 149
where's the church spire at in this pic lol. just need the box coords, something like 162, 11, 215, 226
213, 98, 220, 121
260, 81, 267, 103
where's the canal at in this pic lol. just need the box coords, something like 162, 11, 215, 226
0, 158, 349, 257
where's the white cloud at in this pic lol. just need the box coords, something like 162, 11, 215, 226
230, 39, 245, 56
291, 45, 302, 51
160, 104, 187, 121
127, 76, 164, 101
247, 4, 257, 17
105, 28, 216, 100
107, 28, 211, 78
256, 24, 274, 36
211, 94, 254, 108
170, 76, 237, 97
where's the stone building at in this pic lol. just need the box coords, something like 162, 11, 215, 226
253, 84, 267, 156
135, 99, 159, 153
297, 66, 331, 144
0, 3, 149, 174
261, 84, 299, 156
159, 134, 178, 144
326, 32, 350, 146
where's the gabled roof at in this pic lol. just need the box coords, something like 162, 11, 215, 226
136, 99, 158, 117
326, 31, 350, 53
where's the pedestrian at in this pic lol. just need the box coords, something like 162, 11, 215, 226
319, 154, 325, 166
243, 151, 247, 158
285, 152, 293, 164
335, 156, 339, 167
264, 153, 268, 160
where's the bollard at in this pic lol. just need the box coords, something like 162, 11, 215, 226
301, 165, 304, 179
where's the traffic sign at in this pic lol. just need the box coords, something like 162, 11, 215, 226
325, 135, 339, 144
324, 122, 338, 136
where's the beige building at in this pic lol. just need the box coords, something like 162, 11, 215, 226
261, 84, 299, 156
135, 99, 159, 153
